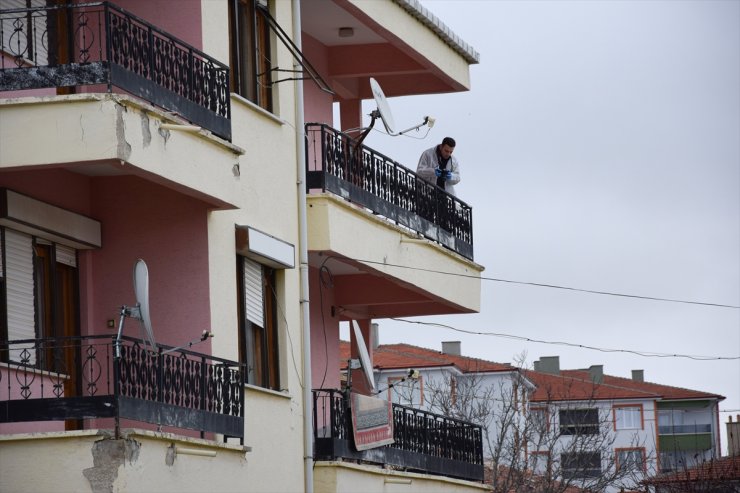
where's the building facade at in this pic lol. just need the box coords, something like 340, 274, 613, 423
1, 1, 485, 492
353, 341, 725, 493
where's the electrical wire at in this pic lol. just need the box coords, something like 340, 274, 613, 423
320, 255, 739, 309
270, 282, 304, 389
389, 318, 740, 361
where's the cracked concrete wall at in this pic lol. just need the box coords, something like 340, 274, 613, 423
83, 438, 141, 493
0, 431, 249, 492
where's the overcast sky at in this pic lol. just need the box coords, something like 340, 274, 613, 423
352, 0, 739, 452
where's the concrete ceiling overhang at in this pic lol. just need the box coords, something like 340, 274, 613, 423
308, 250, 476, 320
301, 0, 479, 101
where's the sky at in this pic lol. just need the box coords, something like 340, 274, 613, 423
346, 0, 740, 453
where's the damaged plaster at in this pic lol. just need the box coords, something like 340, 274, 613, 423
115, 103, 132, 161
82, 437, 141, 493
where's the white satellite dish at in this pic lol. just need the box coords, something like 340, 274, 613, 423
369, 77, 397, 135
360, 77, 433, 141
132, 259, 157, 351
115, 259, 157, 356
350, 320, 376, 392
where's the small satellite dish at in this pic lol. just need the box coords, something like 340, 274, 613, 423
351, 320, 376, 392
132, 259, 157, 351
369, 77, 397, 135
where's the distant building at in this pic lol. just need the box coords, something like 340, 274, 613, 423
341, 339, 725, 493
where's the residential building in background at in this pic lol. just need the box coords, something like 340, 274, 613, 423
343, 339, 726, 493
0, 1, 485, 492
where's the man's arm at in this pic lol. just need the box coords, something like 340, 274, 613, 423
446, 156, 461, 186
416, 148, 438, 183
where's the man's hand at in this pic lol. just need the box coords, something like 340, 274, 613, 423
435, 168, 452, 179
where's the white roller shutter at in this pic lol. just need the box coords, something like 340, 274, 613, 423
4, 229, 37, 364
242, 257, 264, 327
55, 244, 77, 267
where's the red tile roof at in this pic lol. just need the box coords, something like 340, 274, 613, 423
339, 340, 516, 373
642, 455, 740, 485
340, 341, 724, 404
561, 370, 725, 401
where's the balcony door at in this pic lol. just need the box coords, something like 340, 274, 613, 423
2, 229, 81, 428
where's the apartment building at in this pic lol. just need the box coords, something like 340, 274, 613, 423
346, 340, 725, 492
0, 1, 485, 492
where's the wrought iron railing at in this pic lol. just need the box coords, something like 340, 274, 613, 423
0, 335, 245, 441
313, 389, 484, 482
0, 2, 231, 140
305, 124, 474, 260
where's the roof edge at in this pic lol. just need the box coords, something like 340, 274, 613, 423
392, 0, 480, 64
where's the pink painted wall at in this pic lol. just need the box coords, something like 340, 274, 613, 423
301, 34, 334, 126
1, 171, 212, 436
115, 0, 203, 50
309, 266, 340, 390
89, 175, 212, 351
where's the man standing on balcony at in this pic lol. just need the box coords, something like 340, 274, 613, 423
416, 137, 461, 196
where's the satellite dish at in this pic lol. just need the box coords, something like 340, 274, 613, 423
115, 259, 157, 357
132, 259, 157, 351
369, 77, 397, 135
351, 320, 376, 392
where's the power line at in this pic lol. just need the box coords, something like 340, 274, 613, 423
336, 256, 740, 309
389, 318, 740, 361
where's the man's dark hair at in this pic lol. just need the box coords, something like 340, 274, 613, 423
442, 137, 456, 147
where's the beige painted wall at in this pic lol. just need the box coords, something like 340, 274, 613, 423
314, 462, 491, 493
0, 430, 249, 493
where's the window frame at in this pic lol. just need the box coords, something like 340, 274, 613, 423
559, 408, 600, 436
236, 254, 280, 390
616, 447, 646, 473
561, 451, 602, 479
0, 228, 80, 374
613, 404, 644, 431
529, 450, 551, 475
529, 406, 550, 433
229, 0, 274, 112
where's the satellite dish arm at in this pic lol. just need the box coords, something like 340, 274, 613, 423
354, 110, 379, 147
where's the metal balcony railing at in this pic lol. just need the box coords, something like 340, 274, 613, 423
0, 2, 231, 140
0, 335, 245, 441
313, 389, 484, 482
305, 124, 474, 260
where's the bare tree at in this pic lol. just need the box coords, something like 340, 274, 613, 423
421, 359, 654, 493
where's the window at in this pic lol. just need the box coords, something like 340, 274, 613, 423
237, 255, 279, 389
530, 406, 549, 433
614, 405, 643, 430
561, 451, 601, 478
388, 374, 423, 407
616, 448, 645, 472
229, 0, 273, 111
529, 451, 550, 475
559, 408, 600, 435
1, 228, 79, 371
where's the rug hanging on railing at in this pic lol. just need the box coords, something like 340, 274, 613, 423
350, 392, 395, 451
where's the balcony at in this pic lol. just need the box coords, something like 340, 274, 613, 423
313, 389, 484, 482
0, 1, 230, 140
305, 124, 474, 261
0, 335, 244, 441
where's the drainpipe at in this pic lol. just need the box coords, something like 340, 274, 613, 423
292, 1, 313, 492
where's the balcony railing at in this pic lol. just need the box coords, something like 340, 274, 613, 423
305, 124, 474, 260
0, 335, 245, 441
0, 2, 231, 140
313, 389, 484, 482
